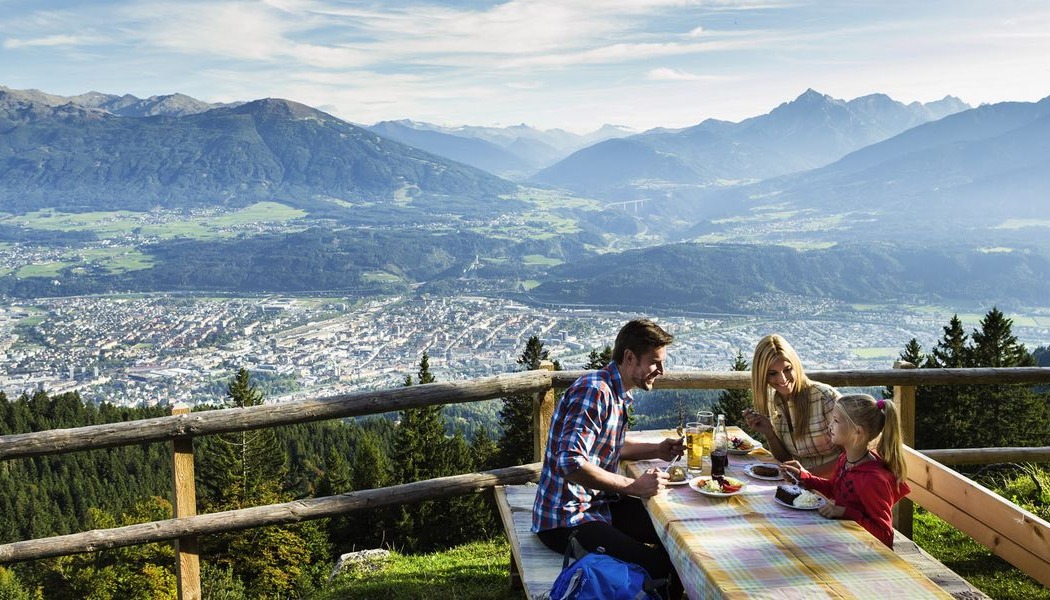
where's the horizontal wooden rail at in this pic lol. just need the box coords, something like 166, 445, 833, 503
920, 446, 1050, 465
551, 367, 1050, 390
905, 447, 1050, 588
0, 370, 554, 461
0, 463, 542, 564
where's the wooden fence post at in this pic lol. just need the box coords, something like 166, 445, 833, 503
892, 361, 917, 538
533, 361, 556, 462
171, 404, 201, 600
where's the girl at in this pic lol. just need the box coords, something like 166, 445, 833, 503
745, 334, 842, 476
782, 394, 910, 548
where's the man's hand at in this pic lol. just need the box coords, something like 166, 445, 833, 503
625, 468, 668, 498
657, 436, 685, 462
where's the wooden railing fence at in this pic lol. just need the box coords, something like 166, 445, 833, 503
2, 366, 1050, 597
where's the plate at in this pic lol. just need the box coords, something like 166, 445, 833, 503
729, 436, 763, 454
688, 476, 746, 497
774, 494, 826, 510
665, 478, 691, 486
743, 463, 783, 481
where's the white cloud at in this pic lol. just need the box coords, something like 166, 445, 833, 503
647, 67, 701, 81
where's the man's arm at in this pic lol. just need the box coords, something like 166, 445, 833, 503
565, 461, 664, 498
620, 437, 684, 462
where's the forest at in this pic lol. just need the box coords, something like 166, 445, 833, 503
0, 308, 1048, 598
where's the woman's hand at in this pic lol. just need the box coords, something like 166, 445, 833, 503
743, 407, 774, 437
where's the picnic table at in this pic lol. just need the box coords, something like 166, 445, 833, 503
624, 428, 954, 599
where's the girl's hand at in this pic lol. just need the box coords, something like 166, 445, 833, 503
780, 460, 807, 484
817, 497, 845, 519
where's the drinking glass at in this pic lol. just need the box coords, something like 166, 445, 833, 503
685, 422, 703, 474
697, 411, 715, 465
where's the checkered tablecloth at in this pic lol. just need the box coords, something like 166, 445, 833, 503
624, 429, 951, 599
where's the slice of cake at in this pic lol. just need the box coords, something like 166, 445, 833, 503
775, 484, 802, 505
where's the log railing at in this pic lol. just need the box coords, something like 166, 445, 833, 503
2, 367, 1050, 596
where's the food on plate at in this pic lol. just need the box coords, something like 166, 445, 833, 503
730, 436, 755, 451
750, 464, 780, 478
697, 476, 744, 494
667, 465, 688, 482
775, 484, 822, 508
793, 489, 822, 509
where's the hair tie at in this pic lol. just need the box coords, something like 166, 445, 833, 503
876, 399, 885, 411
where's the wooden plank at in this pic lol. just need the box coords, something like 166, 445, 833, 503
533, 361, 556, 463
549, 367, 1050, 390
170, 405, 201, 600
920, 447, 1050, 465
0, 463, 542, 564
906, 448, 1050, 587
0, 371, 555, 460
494, 484, 563, 600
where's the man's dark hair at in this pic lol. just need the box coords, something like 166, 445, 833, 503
612, 318, 674, 364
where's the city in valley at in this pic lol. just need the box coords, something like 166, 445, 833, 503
1, 294, 1048, 408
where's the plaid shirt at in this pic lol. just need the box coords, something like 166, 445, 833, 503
532, 362, 632, 532
772, 381, 842, 469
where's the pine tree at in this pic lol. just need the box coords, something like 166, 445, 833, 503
584, 345, 612, 369
197, 368, 329, 597
711, 352, 753, 428
916, 316, 976, 449
497, 336, 559, 467
968, 308, 1045, 447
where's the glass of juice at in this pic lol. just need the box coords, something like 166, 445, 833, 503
685, 422, 703, 474
697, 411, 714, 461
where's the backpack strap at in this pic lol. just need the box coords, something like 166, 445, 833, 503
561, 529, 590, 569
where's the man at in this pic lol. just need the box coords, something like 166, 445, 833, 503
532, 318, 683, 598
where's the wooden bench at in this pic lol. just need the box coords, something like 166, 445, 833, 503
494, 483, 563, 599
495, 484, 990, 600
892, 531, 990, 599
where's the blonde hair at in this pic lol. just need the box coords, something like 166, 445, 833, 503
751, 334, 814, 440
836, 394, 907, 484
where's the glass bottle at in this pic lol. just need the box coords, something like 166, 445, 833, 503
710, 413, 729, 478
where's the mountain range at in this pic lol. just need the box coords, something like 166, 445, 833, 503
1, 83, 1048, 309
530, 89, 971, 198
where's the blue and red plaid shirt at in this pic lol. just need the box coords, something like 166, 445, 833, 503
532, 362, 632, 532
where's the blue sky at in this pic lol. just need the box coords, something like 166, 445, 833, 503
2, 0, 1049, 132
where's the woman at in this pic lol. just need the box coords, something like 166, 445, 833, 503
743, 334, 841, 476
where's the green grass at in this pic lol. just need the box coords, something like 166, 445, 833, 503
913, 509, 1049, 599
522, 254, 563, 267
312, 538, 511, 600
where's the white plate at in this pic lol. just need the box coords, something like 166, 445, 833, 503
729, 437, 763, 454
665, 478, 691, 486
688, 476, 746, 497
774, 495, 826, 510
743, 463, 783, 481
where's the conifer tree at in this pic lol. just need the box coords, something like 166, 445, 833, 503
497, 336, 560, 467
197, 368, 329, 597
711, 352, 753, 428
584, 345, 613, 369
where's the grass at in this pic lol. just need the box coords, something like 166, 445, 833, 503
913, 509, 1049, 599
312, 538, 512, 600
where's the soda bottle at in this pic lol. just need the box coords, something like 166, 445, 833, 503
711, 413, 729, 478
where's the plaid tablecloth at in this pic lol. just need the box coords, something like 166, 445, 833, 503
624, 429, 951, 599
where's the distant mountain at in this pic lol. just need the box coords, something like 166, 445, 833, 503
367, 120, 635, 177
531, 89, 970, 198
0, 85, 231, 117
695, 95, 1050, 244
526, 241, 1050, 311
367, 120, 532, 177
0, 91, 517, 215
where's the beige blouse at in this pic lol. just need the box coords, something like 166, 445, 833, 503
771, 381, 842, 469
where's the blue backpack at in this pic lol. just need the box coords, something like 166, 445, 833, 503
547, 533, 665, 600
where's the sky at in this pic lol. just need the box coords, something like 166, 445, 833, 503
2, 0, 1050, 133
